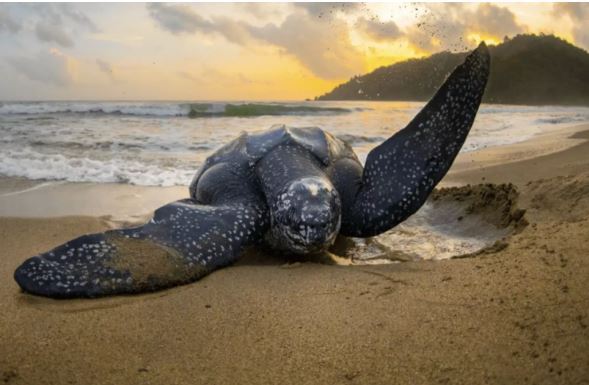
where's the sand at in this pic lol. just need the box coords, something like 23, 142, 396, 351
1, 125, 589, 384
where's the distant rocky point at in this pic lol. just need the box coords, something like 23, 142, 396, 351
316, 34, 589, 106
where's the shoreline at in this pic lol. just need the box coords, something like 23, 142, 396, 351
445, 124, 589, 185
0, 180, 186, 221
444, 123, 589, 185
1, 123, 588, 384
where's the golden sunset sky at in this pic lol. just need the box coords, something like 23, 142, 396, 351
0, 2, 587, 101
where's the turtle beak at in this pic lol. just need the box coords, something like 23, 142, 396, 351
282, 215, 339, 254
303, 222, 336, 246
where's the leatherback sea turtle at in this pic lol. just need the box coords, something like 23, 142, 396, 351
14, 43, 490, 298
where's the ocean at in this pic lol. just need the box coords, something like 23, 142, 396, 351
1, 100, 588, 187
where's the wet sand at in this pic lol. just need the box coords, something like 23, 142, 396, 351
1, 125, 589, 384
0, 179, 185, 221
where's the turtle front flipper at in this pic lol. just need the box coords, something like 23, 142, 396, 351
341, 42, 490, 237
14, 199, 269, 298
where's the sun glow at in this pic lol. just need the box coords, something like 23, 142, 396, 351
466, 33, 502, 47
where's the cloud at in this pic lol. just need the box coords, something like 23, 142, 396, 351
356, 17, 402, 41
406, 5, 468, 51
250, 12, 366, 79
147, 3, 251, 44
407, 3, 524, 52
36, 3, 98, 33
210, 17, 252, 45
35, 21, 74, 47
147, 3, 212, 35
8, 49, 78, 86
471, 4, 523, 37
554, 3, 589, 21
148, 4, 365, 79
0, 9, 20, 33
294, 3, 362, 19
57, 3, 99, 33
553, 3, 589, 48
17, 4, 99, 47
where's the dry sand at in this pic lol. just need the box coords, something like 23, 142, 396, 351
1, 125, 589, 385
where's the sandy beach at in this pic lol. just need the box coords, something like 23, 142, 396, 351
1, 124, 589, 385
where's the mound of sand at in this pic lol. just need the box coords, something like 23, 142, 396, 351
431, 183, 527, 230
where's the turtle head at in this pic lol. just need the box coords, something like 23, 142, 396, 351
271, 177, 341, 254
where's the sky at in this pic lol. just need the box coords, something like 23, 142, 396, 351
0, 2, 587, 101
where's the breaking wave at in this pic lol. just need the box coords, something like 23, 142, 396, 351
0, 102, 353, 118
0, 147, 194, 186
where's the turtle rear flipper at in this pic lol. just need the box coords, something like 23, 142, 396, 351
14, 199, 268, 298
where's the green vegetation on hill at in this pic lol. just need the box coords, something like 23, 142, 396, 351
316, 34, 589, 106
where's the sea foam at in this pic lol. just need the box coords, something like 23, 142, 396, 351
0, 147, 194, 186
